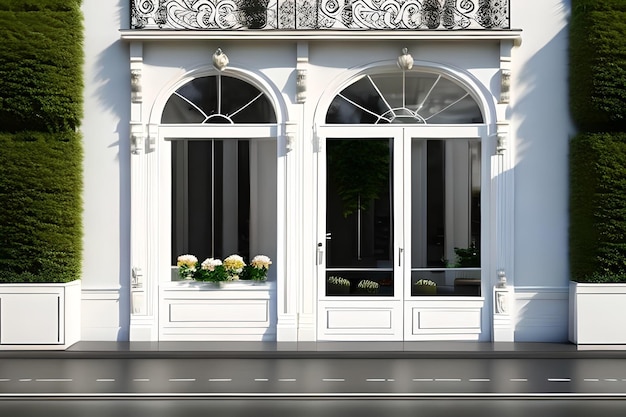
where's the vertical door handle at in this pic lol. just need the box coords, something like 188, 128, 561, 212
398, 248, 404, 267
317, 243, 324, 265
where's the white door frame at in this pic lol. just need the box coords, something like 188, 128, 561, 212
316, 124, 490, 341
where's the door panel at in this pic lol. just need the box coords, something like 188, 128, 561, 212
317, 126, 486, 341
325, 138, 394, 297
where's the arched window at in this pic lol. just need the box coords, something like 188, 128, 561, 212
162, 75, 277, 124
162, 75, 277, 273
326, 71, 483, 124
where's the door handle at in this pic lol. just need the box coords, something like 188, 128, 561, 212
317, 243, 324, 265
398, 248, 404, 267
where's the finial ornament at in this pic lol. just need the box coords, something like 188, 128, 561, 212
397, 48, 414, 71
212, 48, 229, 71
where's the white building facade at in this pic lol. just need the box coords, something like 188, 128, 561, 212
80, 0, 573, 343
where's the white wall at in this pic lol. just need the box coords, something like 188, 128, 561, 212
79, 0, 574, 342
81, 0, 132, 340
510, 0, 573, 341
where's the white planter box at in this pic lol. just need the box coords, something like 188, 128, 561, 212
0, 280, 81, 350
159, 280, 276, 341
569, 281, 626, 345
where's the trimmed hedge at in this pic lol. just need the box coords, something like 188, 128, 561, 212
0, 132, 83, 283
570, 133, 626, 282
570, 0, 626, 132
0, 1, 83, 133
0, 1, 83, 283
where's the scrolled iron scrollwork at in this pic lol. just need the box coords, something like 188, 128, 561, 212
130, 0, 509, 30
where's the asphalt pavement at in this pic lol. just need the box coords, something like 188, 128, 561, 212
1, 342, 626, 399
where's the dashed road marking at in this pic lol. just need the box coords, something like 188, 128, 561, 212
413, 378, 434, 382
322, 378, 345, 382
254, 378, 269, 382
435, 378, 462, 382
278, 378, 296, 382
19, 379, 32, 382
209, 378, 232, 382
510, 378, 527, 382
366, 378, 387, 382
133, 379, 150, 382
548, 378, 571, 382
584, 379, 599, 382
605, 379, 619, 382
169, 378, 196, 382
469, 379, 491, 382
35, 379, 73, 382
96, 379, 116, 382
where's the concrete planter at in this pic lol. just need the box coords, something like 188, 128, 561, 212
0, 280, 81, 350
569, 281, 626, 345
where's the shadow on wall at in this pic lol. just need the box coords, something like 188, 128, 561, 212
503, 1, 574, 289
92, 0, 132, 340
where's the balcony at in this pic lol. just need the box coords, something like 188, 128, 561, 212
131, 0, 510, 31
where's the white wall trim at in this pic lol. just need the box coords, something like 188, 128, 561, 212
120, 29, 523, 43
514, 286, 568, 342
81, 288, 123, 341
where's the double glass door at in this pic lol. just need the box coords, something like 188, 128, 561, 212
318, 126, 484, 339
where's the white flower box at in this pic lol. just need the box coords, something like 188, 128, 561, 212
0, 280, 81, 350
159, 280, 275, 341
569, 281, 626, 345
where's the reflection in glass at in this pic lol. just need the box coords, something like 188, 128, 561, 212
325, 138, 393, 296
411, 139, 481, 296
171, 139, 277, 279
162, 75, 276, 124
326, 72, 483, 124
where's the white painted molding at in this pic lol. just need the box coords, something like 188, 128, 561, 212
514, 286, 568, 342
120, 30, 523, 43
81, 288, 122, 341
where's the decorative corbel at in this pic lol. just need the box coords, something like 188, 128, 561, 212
500, 69, 511, 104
284, 121, 297, 152
496, 122, 509, 154
147, 124, 158, 153
494, 269, 509, 314
130, 122, 144, 155
397, 48, 414, 71
499, 40, 513, 105
212, 48, 229, 71
131, 69, 142, 103
296, 42, 308, 103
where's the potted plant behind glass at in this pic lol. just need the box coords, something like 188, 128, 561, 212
326, 276, 350, 295
0, 2, 83, 350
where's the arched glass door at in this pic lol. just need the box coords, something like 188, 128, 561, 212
317, 69, 487, 341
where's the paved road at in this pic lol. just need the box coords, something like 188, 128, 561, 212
2, 357, 626, 397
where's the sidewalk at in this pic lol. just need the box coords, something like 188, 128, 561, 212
2, 341, 626, 359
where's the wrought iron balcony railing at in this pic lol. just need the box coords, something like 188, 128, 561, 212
131, 0, 510, 31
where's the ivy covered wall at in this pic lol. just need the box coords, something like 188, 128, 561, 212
569, 0, 626, 282
0, 0, 83, 283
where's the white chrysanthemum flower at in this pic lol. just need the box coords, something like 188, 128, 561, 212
251, 255, 272, 269
177, 254, 198, 268
201, 258, 222, 271
223, 254, 245, 274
